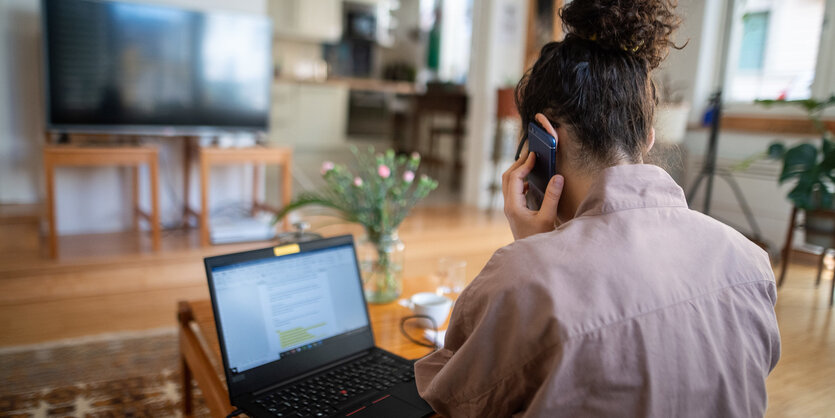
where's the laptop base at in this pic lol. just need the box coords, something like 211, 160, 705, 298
239, 348, 432, 418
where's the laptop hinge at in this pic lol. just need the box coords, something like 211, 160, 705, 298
250, 348, 375, 398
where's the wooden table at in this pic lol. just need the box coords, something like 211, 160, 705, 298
178, 276, 446, 418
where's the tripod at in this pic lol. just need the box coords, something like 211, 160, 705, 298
686, 91, 764, 244
684, 0, 766, 247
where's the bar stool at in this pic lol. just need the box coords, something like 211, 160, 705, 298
185, 145, 292, 247
43, 145, 161, 258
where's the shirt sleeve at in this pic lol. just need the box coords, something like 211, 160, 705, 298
413, 245, 560, 417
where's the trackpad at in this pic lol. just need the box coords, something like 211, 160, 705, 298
346, 395, 425, 418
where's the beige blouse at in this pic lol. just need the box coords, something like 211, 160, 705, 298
415, 164, 780, 417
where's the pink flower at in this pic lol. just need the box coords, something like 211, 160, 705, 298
353, 177, 363, 187
377, 164, 391, 178
410, 152, 420, 160
321, 161, 334, 175
403, 170, 415, 183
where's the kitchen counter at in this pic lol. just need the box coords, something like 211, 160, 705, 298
275, 76, 417, 95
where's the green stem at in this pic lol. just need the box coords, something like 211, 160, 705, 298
367, 230, 400, 300
376, 248, 392, 293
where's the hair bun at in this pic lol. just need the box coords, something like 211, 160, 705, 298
561, 0, 681, 69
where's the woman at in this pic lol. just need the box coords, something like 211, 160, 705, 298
414, 1, 781, 417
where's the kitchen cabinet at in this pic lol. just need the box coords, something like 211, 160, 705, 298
269, 0, 342, 42
269, 82, 349, 149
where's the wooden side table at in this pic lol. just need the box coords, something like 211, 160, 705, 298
184, 145, 293, 247
43, 145, 161, 258
178, 277, 447, 417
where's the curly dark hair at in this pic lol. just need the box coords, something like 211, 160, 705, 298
516, 0, 683, 169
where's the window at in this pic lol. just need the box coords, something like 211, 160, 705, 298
738, 12, 769, 71
727, 0, 828, 102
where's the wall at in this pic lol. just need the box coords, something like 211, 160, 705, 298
0, 0, 267, 234
462, 0, 528, 209
0, 0, 42, 204
655, 0, 724, 124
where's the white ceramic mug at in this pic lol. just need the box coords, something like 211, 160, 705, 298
399, 292, 453, 329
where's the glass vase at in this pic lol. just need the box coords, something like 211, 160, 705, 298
358, 230, 405, 304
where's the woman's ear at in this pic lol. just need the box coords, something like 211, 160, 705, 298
646, 127, 656, 153
535, 113, 558, 138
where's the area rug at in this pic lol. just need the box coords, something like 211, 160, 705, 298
0, 329, 210, 417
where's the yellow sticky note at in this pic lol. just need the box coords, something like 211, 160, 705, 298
273, 244, 300, 257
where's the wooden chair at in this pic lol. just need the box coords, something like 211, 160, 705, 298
778, 207, 835, 306
410, 86, 468, 189
43, 145, 160, 258
185, 145, 293, 247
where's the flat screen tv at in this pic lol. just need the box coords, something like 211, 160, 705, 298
42, 0, 272, 134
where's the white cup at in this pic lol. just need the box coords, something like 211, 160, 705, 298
399, 292, 453, 329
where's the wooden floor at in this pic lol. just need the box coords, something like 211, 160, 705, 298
766, 262, 835, 418
0, 205, 514, 346
0, 204, 833, 416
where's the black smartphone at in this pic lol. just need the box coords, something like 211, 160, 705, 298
525, 122, 557, 210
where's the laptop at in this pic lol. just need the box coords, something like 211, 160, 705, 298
204, 235, 435, 418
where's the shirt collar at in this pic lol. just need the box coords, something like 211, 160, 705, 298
574, 164, 688, 218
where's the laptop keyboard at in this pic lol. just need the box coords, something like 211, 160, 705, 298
254, 351, 416, 417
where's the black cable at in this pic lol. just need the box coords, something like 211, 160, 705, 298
399, 315, 440, 358
226, 408, 244, 418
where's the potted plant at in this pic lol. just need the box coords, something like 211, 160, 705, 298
276, 147, 438, 304
761, 95, 835, 248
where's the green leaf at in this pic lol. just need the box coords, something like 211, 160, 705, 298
757, 95, 835, 208
820, 147, 835, 172
767, 142, 786, 159
787, 180, 815, 209
780, 143, 818, 183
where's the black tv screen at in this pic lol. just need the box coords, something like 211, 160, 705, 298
43, 0, 272, 133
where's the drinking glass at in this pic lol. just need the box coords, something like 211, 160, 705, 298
435, 257, 467, 297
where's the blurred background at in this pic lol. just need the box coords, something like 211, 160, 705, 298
0, 0, 833, 416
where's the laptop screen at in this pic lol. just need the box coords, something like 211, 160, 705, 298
210, 242, 370, 374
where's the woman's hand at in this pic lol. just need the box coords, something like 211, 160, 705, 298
502, 151, 564, 240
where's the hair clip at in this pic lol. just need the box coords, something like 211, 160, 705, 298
625, 38, 644, 53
